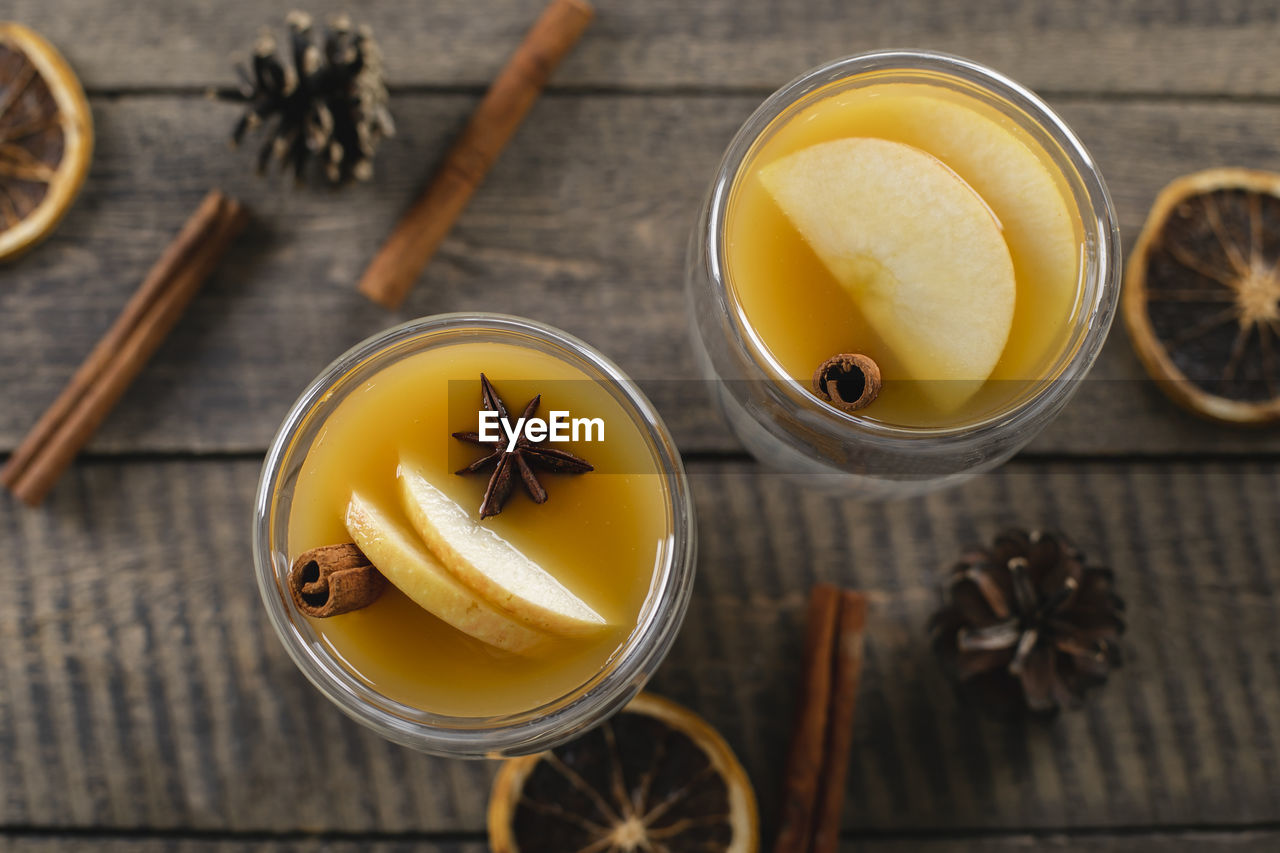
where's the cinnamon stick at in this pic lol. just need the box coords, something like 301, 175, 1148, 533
289, 543, 387, 618
812, 353, 881, 413
812, 590, 868, 853
774, 584, 869, 853
775, 584, 840, 852
357, 0, 594, 309
1, 190, 247, 505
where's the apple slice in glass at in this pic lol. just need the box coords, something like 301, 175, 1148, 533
345, 493, 552, 656
759, 137, 1017, 412
398, 462, 608, 638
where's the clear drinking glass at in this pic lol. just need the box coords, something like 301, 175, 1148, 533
252, 314, 696, 757
686, 50, 1120, 498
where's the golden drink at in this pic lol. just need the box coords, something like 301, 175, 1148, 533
724, 79, 1087, 426
286, 339, 670, 717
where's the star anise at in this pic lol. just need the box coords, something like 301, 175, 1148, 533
452, 374, 593, 519
929, 529, 1125, 717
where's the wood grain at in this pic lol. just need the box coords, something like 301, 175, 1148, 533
3, 95, 1280, 458
5, 0, 1280, 96
2, 832, 1280, 852
2, 2, 1277, 848
0, 841, 487, 853
837, 837, 1280, 853
1, 457, 1277, 834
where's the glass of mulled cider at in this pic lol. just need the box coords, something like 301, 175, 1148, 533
253, 314, 695, 757
687, 50, 1121, 497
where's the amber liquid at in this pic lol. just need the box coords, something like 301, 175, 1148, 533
725, 79, 1086, 427
287, 338, 670, 717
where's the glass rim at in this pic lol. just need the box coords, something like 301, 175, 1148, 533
705, 48, 1122, 444
251, 312, 696, 757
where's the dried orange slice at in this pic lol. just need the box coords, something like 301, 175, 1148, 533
489, 693, 759, 853
1125, 169, 1280, 424
0, 22, 92, 262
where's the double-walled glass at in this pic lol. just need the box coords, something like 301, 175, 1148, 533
687, 50, 1121, 498
253, 314, 696, 757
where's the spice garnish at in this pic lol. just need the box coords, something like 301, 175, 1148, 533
1124, 168, 1280, 424
288, 543, 387, 618
812, 352, 882, 413
1, 190, 246, 505
452, 373, 593, 519
215, 12, 393, 184
489, 693, 759, 852
0, 22, 93, 261
775, 584, 868, 853
357, 0, 595, 308
929, 529, 1125, 716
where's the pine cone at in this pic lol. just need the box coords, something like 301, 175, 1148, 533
216, 11, 394, 184
929, 529, 1125, 716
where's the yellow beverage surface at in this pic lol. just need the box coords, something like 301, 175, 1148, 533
287, 340, 670, 717
725, 80, 1085, 426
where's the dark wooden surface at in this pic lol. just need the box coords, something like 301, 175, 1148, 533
5, 837, 1280, 853
6, 837, 1280, 853
2, 1, 1278, 850
6, 95, 1280, 456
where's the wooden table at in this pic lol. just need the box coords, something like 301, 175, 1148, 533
3, 2, 1279, 850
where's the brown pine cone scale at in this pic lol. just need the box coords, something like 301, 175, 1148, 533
930, 529, 1125, 716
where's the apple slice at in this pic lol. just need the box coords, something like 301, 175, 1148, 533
398, 462, 608, 638
345, 493, 551, 656
759, 137, 1017, 411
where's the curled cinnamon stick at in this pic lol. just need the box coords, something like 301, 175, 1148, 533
812, 353, 881, 413
2, 190, 247, 505
774, 584, 869, 853
774, 584, 840, 853
289, 543, 388, 618
812, 590, 868, 853
358, 0, 595, 309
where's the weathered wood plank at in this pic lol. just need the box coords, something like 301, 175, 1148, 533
2, 94, 1279, 459
680, 462, 1280, 833
6, 0, 1280, 96
2, 831, 1280, 852
1, 457, 1277, 833
0, 461, 493, 831
839, 837, 1280, 853
0, 841, 486, 853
